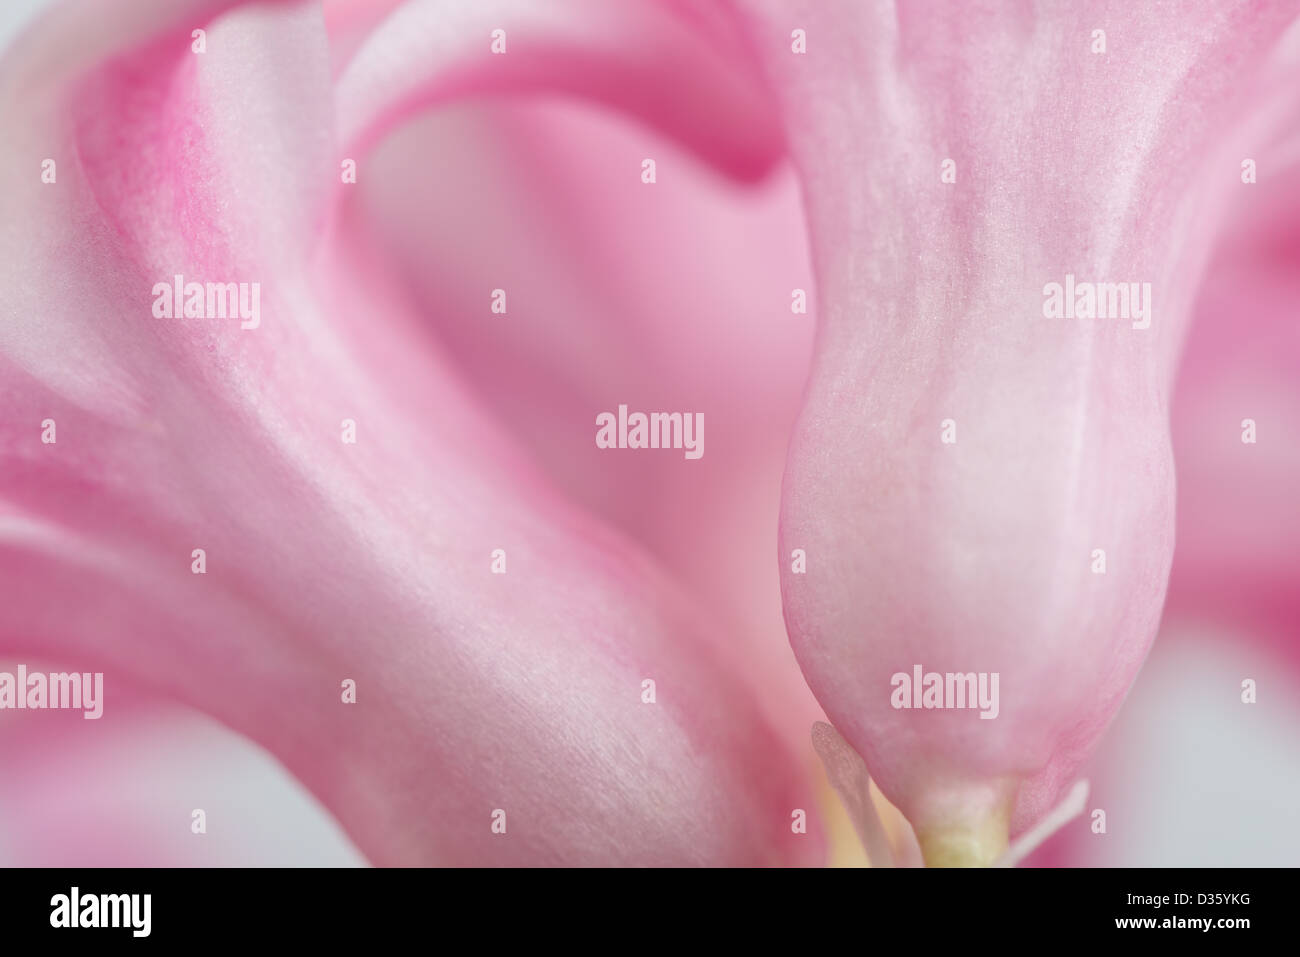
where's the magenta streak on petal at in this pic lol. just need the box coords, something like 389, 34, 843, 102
0, 0, 822, 865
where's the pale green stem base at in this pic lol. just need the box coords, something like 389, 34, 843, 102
915, 805, 1012, 867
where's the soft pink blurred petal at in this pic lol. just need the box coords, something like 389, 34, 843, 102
333, 0, 785, 181
0, 678, 366, 867
0, 0, 822, 865
1165, 25, 1300, 647
347, 96, 823, 749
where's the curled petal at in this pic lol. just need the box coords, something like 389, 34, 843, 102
0, 0, 820, 865
335, 0, 785, 180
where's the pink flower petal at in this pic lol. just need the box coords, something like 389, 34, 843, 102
0, 0, 821, 865
749, 0, 1300, 862
347, 96, 823, 748
334, 0, 785, 181
1166, 32, 1300, 646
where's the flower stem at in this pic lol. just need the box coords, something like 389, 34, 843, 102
915, 807, 1011, 867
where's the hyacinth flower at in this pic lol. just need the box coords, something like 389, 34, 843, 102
764, 1, 1300, 864
1, 0, 1298, 868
